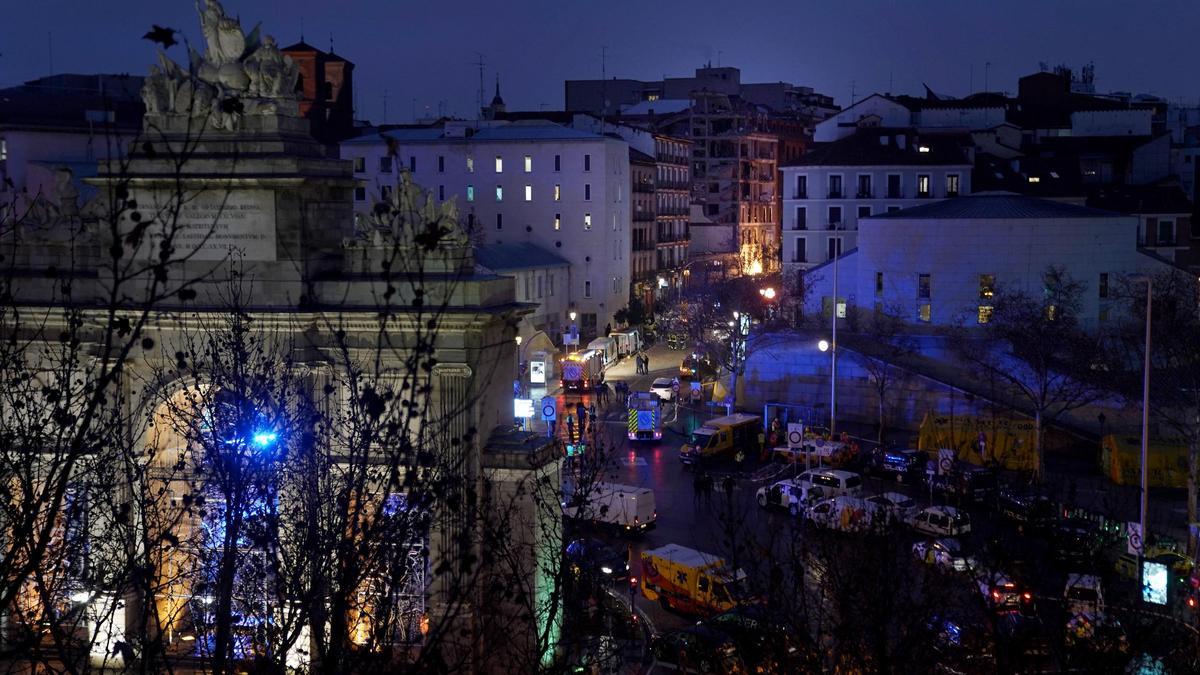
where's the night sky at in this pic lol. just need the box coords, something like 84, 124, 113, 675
2, 0, 1197, 123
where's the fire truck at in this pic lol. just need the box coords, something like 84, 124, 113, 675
560, 349, 602, 393
626, 392, 662, 441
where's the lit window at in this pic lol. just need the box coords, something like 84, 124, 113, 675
584, 213, 592, 230
979, 274, 995, 300
524, 155, 532, 173
467, 157, 474, 173
918, 145, 931, 153
554, 184, 561, 201
495, 156, 503, 173
1028, 176, 1041, 183
946, 174, 960, 196
917, 174, 930, 197
467, 185, 474, 202
525, 185, 532, 201
918, 303, 931, 323
554, 213, 561, 230
496, 186, 503, 201
977, 305, 993, 324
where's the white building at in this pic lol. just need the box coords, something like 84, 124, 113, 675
780, 131, 972, 284
801, 194, 1172, 327
474, 242, 571, 347
342, 122, 631, 339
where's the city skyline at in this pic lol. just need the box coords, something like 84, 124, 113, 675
1, 0, 1198, 124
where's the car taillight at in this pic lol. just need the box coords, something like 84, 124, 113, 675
1188, 596, 1197, 608
992, 590, 1001, 600
1022, 592, 1032, 602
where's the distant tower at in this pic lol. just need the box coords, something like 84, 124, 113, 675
483, 75, 506, 119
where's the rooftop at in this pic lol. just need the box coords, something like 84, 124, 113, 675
343, 122, 606, 145
867, 193, 1121, 220
0, 74, 144, 131
784, 131, 970, 167
1086, 184, 1194, 215
474, 242, 570, 272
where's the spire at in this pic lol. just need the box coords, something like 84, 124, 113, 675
300, 16, 304, 42
329, 33, 335, 54
491, 74, 503, 105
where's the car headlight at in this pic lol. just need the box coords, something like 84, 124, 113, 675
600, 566, 613, 575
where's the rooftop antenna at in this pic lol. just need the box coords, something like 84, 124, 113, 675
717, 50, 723, 67
984, 61, 992, 92
473, 52, 485, 120
382, 89, 388, 123
969, 63, 973, 94
299, 17, 304, 42
600, 45, 607, 119
850, 80, 856, 103
329, 33, 334, 54
412, 97, 416, 121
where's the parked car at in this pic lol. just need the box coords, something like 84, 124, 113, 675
755, 479, 826, 517
865, 491, 919, 524
565, 538, 629, 581
977, 574, 1035, 613
806, 496, 877, 533
650, 377, 676, 402
791, 468, 864, 498
913, 538, 976, 574
995, 489, 1057, 529
908, 506, 972, 538
864, 448, 926, 483
651, 624, 746, 674
704, 605, 811, 672
926, 461, 996, 503
1050, 519, 1104, 566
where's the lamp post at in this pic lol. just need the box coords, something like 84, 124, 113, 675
829, 240, 840, 435
1136, 275, 1152, 574
515, 335, 523, 381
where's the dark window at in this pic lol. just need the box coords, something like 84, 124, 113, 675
353, 157, 365, 173
918, 273, 931, 299
875, 272, 883, 295
794, 206, 807, 230
409, 156, 416, 172
438, 185, 444, 201
380, 156, 392, 173
584, 184, 591, 201
354, 186, 366, 201
584, 154, 591, 171
1099, 273, 1109, 299
887, 174, 901, 198
793, 238, 807, 263
857, 175, 872, 198
496, 213, 503, 230
828, 206, 842, 226
438, 155, 445, 173
828, 175, 842, 198
827, 237, 842, 260
857, 206, 871, 219
795, 175, 807, 198
554, 154, 561, 171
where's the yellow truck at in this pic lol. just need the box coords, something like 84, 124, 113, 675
640, 543, 748, 615
679, 413, 761, 465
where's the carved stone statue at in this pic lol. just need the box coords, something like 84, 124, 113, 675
365, 173, 469, 246
142, 0, 299, 130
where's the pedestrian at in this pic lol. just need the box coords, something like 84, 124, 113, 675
588, 401, 597, 429
576, 402, 587, 435
566, 414, 575, 444
723, 475, 735, 501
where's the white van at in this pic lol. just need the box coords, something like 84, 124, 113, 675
586, 337, 618, 366
563, 481, 656, 532
610, 328, 642, 357
792, 469, 864, 498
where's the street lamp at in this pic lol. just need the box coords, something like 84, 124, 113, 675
515, 335, 523, 381
759, 287, 776, 300
569, 310, 577, 322
1129, 273, 1152, 577
817, 339, 830, 352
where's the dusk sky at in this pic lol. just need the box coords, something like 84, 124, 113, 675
2, 0, 1197, 122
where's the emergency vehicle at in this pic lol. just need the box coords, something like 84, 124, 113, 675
626, 392, 662, 441
640, 544, 749, 615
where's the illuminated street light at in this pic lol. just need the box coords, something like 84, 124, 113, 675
818, 339, 830, 352
569, 310, 577, 322
759, 287, 776, 300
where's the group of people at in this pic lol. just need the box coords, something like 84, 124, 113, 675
633, 352, 651, 374
692, 472, 737, 505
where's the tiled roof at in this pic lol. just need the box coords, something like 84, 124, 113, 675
867, 194, 1121, 220
474, 243, 570, 272
784, 131, 970, 168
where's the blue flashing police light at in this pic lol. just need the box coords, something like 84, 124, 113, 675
251, 430, 278, 449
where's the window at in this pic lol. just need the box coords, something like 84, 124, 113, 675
1157, 219, 1176, 246
354, 185, 366, 201
548, 273, 554, 296
467, 156, 474, 173
554, 154, 561, 172
584, 184, 591, 201
827, 236, 842, 260
1099, 273, 1109, 299
584, 280, 592, 298
353, 156, 365, 172
495, 186, 503, 201
584, 154, 591, 171
496, 213, 503, 230
380, 156, 393, 173
380, 185, 392, 200
795, 174, 807, 198
977, 305, 993, 324
828, 206, 842, 227
794, 206, 807, 230
466, 185, 474, 201
792, 238, 807, 263
495, 155, 503, 173
524, 155, 532, 173
856, 174, 872, 198
409, 156, 416, 172
554, 213, 561, 230
979, 274, 995, 300
438, 155, 445, 173
946, 173, 960, 196
554, 184, 561, 201
584, 213, 592, 230
917, 174, 931, 198
525, 185, 532, 201
438, 185, 445, 201
887, 174, 901, 198
918, 303, 931, 323
857, 206, 871, 220
537, 275, 543, 298
828, 175, 842, 198
918, 273, 931, 299
875, 272, 883, 295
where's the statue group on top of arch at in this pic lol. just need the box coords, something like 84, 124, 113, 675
141, 0, 300, 130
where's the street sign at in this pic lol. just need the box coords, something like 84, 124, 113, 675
787, 423, 804, 450
1126, 521, 1144, 556
540, 396, 556, 421
514, 398, 534, 418
937, 448, 956, 475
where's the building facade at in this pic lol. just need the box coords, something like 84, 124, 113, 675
781, 131, 972, 286
341, 122, 631, 340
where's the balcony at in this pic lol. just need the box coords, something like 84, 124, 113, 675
856, 190, 874, 199
657, 207, 689, 217
633, 182, 656, 194
658, 180, 690, 190
791, 255, 808, 264
792, 190, 807, 199
827, 190, 842, 199
633, 241, 656, 252
827, 221, 842, 230
657, 233, 689, 244
886, 189, 902, 199
916, 191, 931, 199
791, 222, 807, 231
